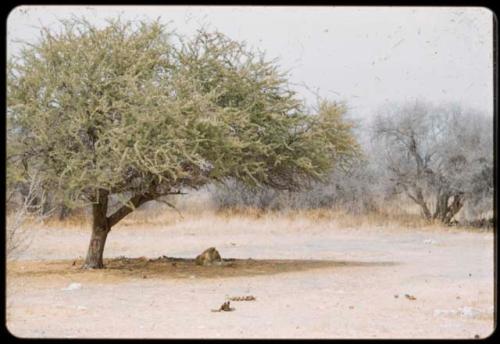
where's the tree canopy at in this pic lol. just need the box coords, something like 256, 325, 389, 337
8, 19, 358, 207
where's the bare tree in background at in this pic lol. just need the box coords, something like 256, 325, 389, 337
211, 157, 380, 214
6, 172, 54, 260
373, 101, 493, 224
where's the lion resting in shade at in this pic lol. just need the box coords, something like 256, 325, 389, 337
195, 247, 222, 266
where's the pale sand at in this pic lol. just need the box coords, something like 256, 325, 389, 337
6, 213, 495, 339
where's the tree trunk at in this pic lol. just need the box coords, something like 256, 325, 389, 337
82, 190, 154, 269
83, 191, 110, 269
442, 193, 464, 225
433, 191, 451, 222
83, 223, 109, 268
409, 188, 432, 220
58, 204, 72, 221
419, 201, 432, 220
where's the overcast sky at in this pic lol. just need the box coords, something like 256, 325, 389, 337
7, 6, 494, 121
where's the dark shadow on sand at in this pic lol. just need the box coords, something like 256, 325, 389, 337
9, 256, 399, 280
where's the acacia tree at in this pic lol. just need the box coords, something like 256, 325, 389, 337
7, 19, 359, 268
372, 101, 493, 224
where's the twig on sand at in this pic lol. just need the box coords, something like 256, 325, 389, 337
228, 295, 256, 301
211, 301, 235, 312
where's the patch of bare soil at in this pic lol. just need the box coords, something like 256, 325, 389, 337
8, 256, 396, 282
5, 216, 495, 339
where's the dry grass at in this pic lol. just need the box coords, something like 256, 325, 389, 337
213, 206, 446, 230
30, 201, 489, 235
116, 203, 432, 229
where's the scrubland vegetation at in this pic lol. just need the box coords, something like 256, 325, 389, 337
6, 18, 493, 263
5, 15, 494, 339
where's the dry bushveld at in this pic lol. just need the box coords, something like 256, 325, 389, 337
6, 12, 494, 340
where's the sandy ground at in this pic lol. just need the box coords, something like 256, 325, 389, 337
6, 214, 496, 339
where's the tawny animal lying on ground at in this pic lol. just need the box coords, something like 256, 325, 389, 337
195, 247, 222, 266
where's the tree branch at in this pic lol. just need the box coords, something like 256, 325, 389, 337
106, 189, 187, 228
155, 198, 184, 220
107, 193, 153, 228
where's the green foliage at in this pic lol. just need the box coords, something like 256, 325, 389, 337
7, 18, 359, 211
